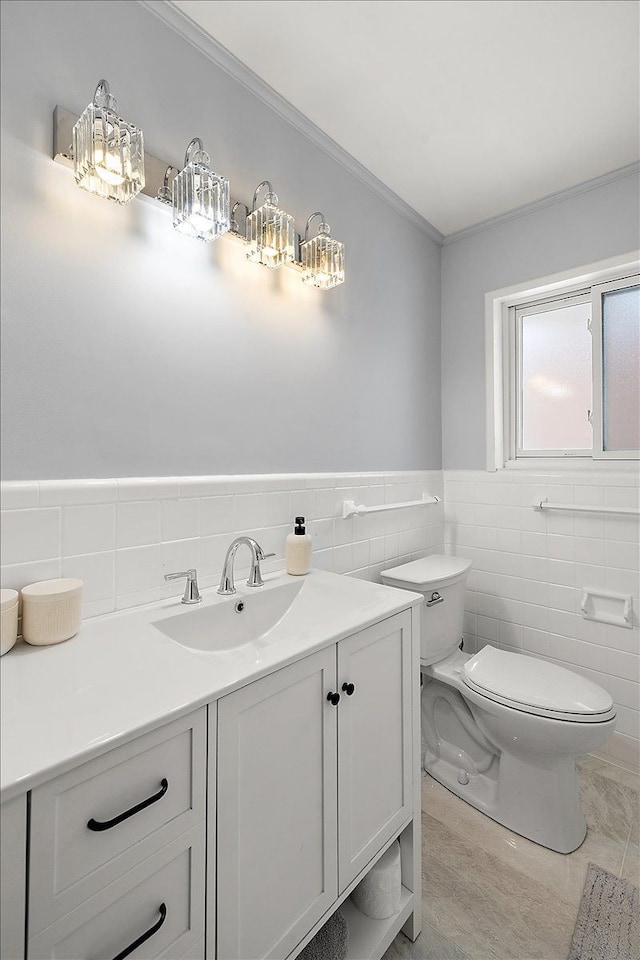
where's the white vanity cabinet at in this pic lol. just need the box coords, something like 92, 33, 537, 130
3, 590, 420, 960
214, 610, 416, 960
1, 794, 27, 960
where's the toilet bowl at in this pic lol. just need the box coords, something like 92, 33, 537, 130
381, 555, 616, 854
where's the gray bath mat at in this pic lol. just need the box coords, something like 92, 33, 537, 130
298, 908, 348, 960
568, 863, 639, 960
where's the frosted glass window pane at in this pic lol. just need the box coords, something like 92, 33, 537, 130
603, 286, 640, 451
521, 303, 592, 451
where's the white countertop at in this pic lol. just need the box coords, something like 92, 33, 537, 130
0, 570, 421, 801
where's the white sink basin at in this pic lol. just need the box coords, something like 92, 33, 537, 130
153, 580, 304, 653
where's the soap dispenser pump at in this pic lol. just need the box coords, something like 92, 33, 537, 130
285, 516, 312, 576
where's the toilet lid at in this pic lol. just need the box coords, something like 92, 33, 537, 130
462, 646, 614, 719
382, 555, 472, 590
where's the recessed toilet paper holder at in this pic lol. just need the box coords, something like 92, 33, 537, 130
580, 588, 633, 628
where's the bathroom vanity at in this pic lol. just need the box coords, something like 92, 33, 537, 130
0, 571, 422, 960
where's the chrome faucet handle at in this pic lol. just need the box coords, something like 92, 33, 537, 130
247, 551, 276, 588
164, 568, 202, 604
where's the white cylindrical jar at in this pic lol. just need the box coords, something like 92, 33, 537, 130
1, 589, 19, 656
21, 579, 83, 646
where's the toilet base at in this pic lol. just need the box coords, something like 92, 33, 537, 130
424, 747, 587, 854
423, 749, 499, 818
420, 670, 602, 854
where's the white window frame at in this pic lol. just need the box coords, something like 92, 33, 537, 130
591, 274, 640, 461
486, 251, 640, 471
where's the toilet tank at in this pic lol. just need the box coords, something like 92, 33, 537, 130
381, 555, 472, 664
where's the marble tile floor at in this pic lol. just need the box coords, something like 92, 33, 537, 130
383, 755, 639, 960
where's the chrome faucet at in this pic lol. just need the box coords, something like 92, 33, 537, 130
218, 537, 275, 596
164, 568, 202, 604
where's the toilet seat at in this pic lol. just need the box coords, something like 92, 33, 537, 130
462, 646, 616, 723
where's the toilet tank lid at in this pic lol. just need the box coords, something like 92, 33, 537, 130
381, 555, 472, 590
462, 646, 614, 716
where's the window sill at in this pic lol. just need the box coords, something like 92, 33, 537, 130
502, 458, 639, 472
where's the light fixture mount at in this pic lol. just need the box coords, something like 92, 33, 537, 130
230, 201, 249, 238
157, 165, 178, 205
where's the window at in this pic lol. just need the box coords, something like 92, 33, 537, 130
593, 276, 640, 458
515, 292, 593, 457
486, 255, 640, 469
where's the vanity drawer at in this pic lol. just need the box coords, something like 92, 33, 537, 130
30, 708, 206, 935
28, 825, 205, 959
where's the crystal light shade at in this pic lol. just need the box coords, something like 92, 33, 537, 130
172, 138, 230, 242
245, 183, 295, 269
72, 80, 144, 204
301, 216, 345, 290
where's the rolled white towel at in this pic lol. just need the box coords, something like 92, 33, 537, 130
351, 841, 401, 919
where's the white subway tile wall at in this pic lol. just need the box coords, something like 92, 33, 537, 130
3, 467, 637, 767
1, 470, 444, 621
444, 469, 640, 769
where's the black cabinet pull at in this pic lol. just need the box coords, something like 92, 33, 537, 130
327, 691, 340, 706
87, 778, 169, 832
110, 902, 167, 960
342, 682, 355, 696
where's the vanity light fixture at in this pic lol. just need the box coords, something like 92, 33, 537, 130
300, 213, 345, 290
172, 138, 230, 242
72, 80, 145, 203
59, 96, 347, 287
245, 181, 295, 269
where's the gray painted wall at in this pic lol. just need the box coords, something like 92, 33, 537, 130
0, 0, 441, 480
441, 173, 640, 468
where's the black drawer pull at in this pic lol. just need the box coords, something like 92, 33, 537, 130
342, 682, 355, 696
327, 691, 340, 706
87, 778, 169, 832
110, 902, 167, 960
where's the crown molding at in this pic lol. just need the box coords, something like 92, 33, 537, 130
138, 0, 444, 244
137, 2, 638, 250
442, 161, 640, 246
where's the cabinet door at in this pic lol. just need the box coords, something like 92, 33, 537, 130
337, 611, 413, 890
217, 647, 338, 960
1, 794, 27, 960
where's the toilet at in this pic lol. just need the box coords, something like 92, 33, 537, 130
381, 555, 616, 854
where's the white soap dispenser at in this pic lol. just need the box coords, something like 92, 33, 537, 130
286, 516, 312, 575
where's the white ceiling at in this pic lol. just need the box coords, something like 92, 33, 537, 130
171, 0, 640, 236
